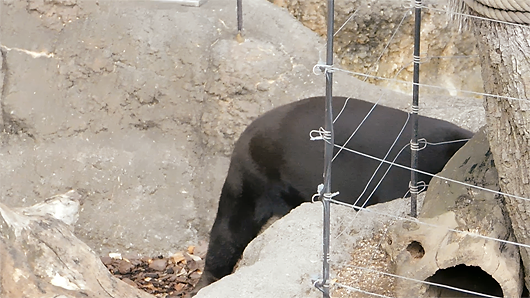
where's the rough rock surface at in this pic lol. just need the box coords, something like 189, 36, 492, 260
270, 0, 483, 97
384, 127, 522, 297
0, 0, 485, 258
193, 198, 418, 298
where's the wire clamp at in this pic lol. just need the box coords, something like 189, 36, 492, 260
312, 184, 340, 202
310, 127, 332, 141
313, 63, 336, 75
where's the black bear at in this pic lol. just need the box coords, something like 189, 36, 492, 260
192, 96, 473, 295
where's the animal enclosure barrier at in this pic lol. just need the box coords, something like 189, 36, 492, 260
309, 0, 530, 297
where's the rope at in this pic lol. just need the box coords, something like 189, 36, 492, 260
458, 0, 530, 24
475, 0, 530, 12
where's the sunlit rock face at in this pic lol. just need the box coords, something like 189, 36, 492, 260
271, 0, 483, 98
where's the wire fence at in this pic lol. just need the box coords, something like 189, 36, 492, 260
311, 0, 530, 297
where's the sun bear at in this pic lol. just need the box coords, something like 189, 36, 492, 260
192, 96, 473, 295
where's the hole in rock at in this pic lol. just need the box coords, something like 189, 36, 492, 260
406, 241, 425, 259
425, 264, 502, 297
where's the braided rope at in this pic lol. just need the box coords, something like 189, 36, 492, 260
461, 0, 530, 24
475, 0, 530, 13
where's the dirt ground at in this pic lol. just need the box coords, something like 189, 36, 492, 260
333, 227, 396, 298
103, 243, 207, 297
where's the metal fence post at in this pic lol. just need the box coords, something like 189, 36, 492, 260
410, 0, 422, 218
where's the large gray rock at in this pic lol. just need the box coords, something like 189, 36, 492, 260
0, 0, 485, 257
194, 198, 417, 298
384, 128, 522, 297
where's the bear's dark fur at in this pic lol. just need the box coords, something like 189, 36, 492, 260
192, 96, 473, 295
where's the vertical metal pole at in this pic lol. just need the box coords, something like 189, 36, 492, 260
236, 0, 243, 33
321, 0, 334, 297
410, 0, 422, 218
